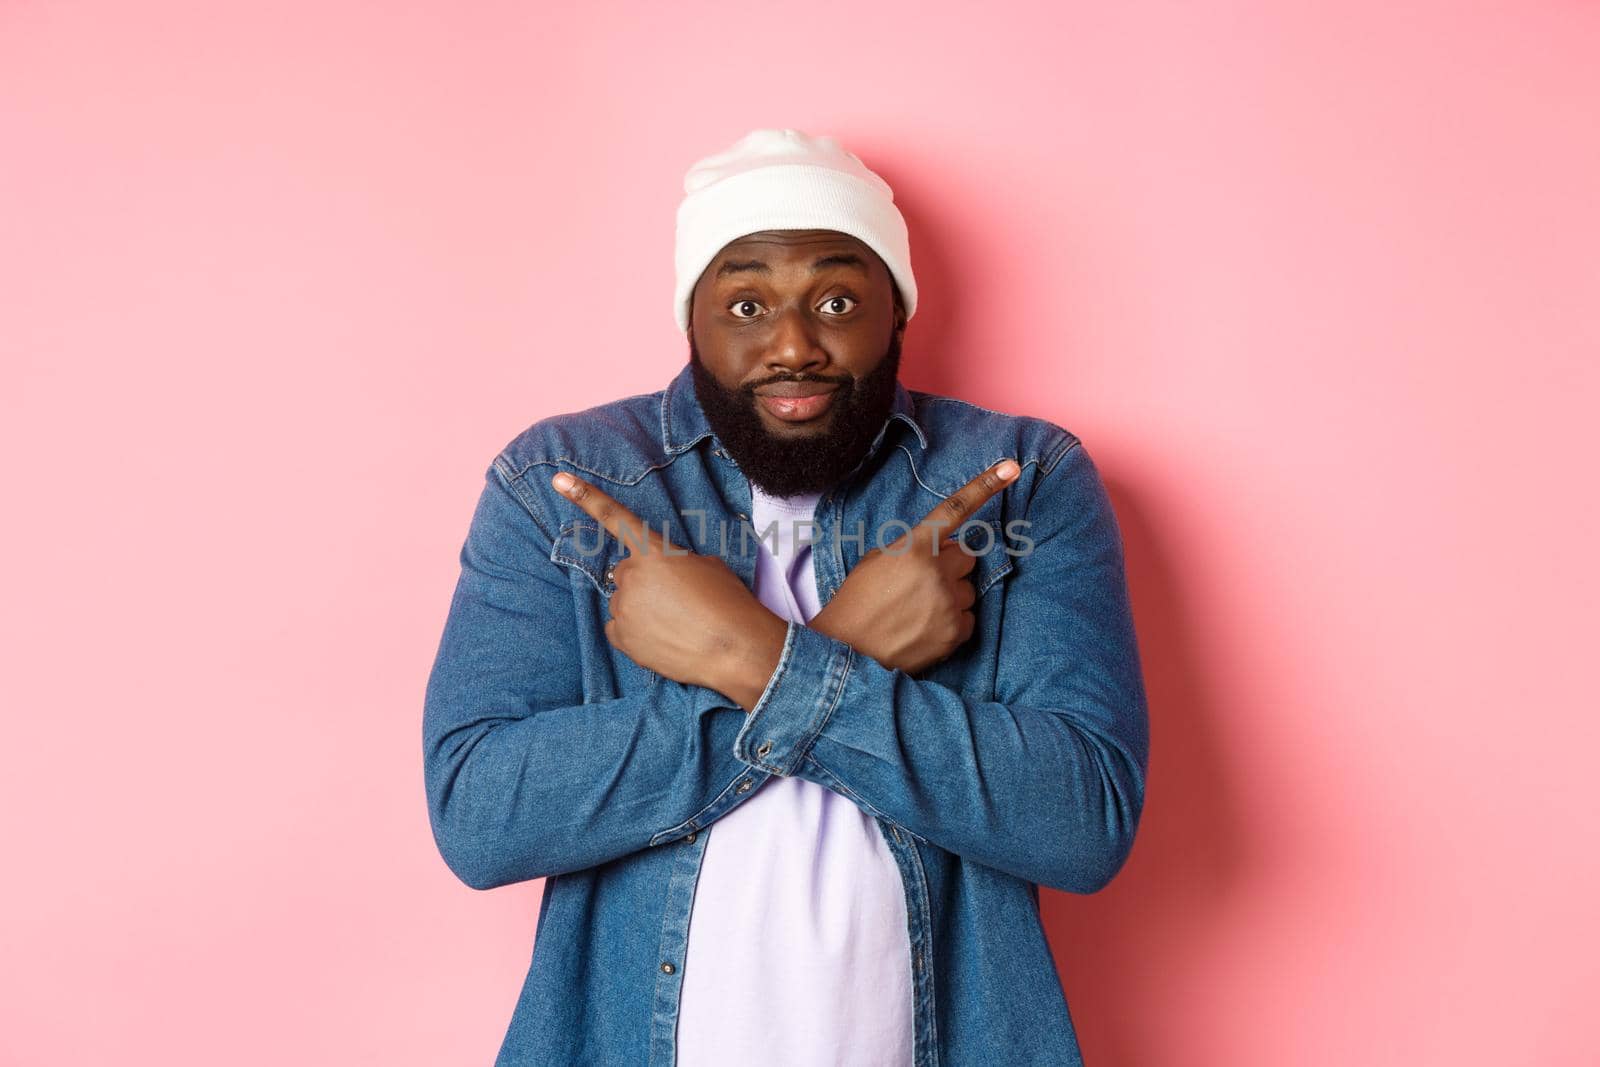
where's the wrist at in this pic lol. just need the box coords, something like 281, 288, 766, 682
713, 610, 788, 713
809, 600, 846, 644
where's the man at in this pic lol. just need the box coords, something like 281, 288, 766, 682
423, 128, 1149, 1066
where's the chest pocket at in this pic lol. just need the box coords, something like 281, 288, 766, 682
550, 518, 659, 686
953, 493, 1016, 597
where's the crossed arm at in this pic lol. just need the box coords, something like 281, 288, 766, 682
722, 444, 1148, 892
423, 443, 1148, 893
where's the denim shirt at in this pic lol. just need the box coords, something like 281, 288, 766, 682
422, 362, 1150, 1066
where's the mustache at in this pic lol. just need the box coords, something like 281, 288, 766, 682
743, 372, 853, 393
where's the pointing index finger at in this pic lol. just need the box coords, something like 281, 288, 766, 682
912, 459, 1021, 544
551, 471, 664, 554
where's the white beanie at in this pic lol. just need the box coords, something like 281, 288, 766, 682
673, 127, 917, 333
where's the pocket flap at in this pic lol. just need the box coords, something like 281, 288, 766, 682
551, 519, 635, 597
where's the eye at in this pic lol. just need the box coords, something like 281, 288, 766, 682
728, 299, 765, 319
818, 295, 858, 316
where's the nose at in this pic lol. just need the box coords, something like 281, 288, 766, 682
765, 303, 827, 375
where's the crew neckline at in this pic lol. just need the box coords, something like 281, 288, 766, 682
750, 484, 824, 513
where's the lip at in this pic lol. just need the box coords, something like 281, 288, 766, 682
754, 382, 840, 423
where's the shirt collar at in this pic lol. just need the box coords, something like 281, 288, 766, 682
660, 361, 929, 456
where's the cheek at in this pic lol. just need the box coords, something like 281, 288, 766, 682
831, 302, 896, 347
699, 336, 765, 378
833, 326, 893, 368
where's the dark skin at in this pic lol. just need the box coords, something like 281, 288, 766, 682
551, 229, 1020, 711
696, 229, 906, 442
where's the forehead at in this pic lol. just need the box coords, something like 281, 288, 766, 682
712, 228, 873, 262
702, 230, 892, 299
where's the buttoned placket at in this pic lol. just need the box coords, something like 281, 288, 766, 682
645, 429, 942, 1067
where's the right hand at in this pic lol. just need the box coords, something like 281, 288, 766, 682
550, 470, 787, 710
810, 459, 1020, 674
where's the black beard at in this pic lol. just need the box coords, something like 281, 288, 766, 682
688, 330, 902, 498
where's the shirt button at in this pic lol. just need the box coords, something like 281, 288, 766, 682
735, 778, 753, 794
660, 962, 676, 975
756, 740, 773, 757
735, 511, 748, 521
603, 565, 616, 585
684, 831, 697, 844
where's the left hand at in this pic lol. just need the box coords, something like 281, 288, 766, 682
811, 458, 1019, 674
551, 471, 786, 711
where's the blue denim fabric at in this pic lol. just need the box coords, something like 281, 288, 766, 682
423, 362, 1149, 1066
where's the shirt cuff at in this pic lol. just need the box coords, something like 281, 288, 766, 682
732, 619, 855, 776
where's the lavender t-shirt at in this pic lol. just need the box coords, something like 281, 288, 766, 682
674, 484, 914, 1065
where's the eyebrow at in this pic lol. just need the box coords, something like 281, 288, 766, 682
714, 252, 869, 279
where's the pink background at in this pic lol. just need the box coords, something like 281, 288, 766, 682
4, 2, 1597, 1064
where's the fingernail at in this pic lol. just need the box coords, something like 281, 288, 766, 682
996, 460, 1019, 480
553, 473, 574, 493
